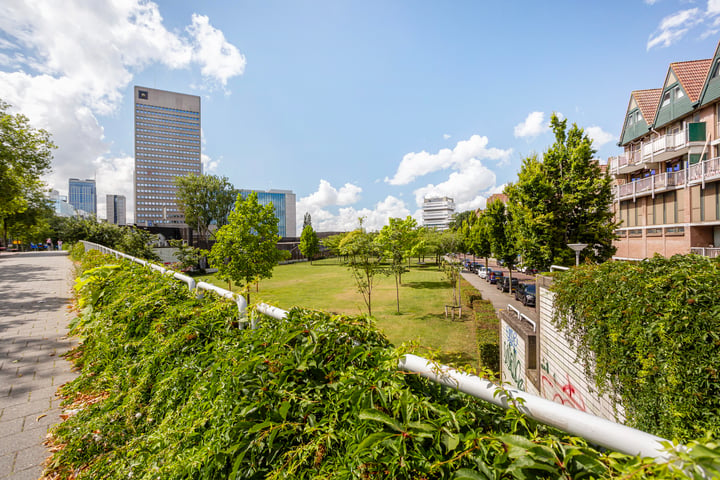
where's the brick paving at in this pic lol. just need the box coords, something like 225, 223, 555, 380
0, 251, 76, 480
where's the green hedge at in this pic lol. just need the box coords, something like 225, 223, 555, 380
552, 254, 720, 441
44, 251, 720, 478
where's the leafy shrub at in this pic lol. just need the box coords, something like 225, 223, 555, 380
45, 252, 720, 478
69, 241, 85, 261
552, 254, 720, 440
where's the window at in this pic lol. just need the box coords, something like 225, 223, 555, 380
713, 61, 720, 79
138, 90, 148, 99
675, 86, 685, 99
662, 91, 671, 107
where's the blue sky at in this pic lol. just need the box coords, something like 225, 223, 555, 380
2, 1, 720, 234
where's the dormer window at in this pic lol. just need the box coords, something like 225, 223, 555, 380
675, 86, 684, 99
712, 61, 720, 79
662, 91, 671, 107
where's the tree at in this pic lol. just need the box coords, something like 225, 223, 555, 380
469, 213, 492, 270
448, 209, 476, 231
209, 192, 281, 303
302, 212, 312, 229
175, 174, 238, 248
0, 100, 55, 246
506, 114, 618, 268
485, 198, 519, 285
339, 229, 387, 316
376, 216, 417, 313
321, 233, 346, 258
299, 223, 320, 264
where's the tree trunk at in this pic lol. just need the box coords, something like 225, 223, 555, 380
395, 274, 400, 314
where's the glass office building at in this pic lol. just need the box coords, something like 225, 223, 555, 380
134, 86, 201, 226
239, 189, 297, 237
68, 178, 97, 216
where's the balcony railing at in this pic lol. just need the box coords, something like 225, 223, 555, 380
614, 156, 720, 201
690, 247, 720, 258
641, 131, 687, 160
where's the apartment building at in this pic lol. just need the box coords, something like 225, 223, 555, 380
610, 41, 720, 259
422, 196, 455, 230
134, 86, 202, 226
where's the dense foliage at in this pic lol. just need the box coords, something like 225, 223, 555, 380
0, 99, 55, 246
505, 115, 617, 269
57, 216, 160, 260
175, 173, 238, 248
551, 255, 720, 441
45, 251, 720, 479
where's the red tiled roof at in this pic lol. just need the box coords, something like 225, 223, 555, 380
671, 59, 712, 103
632, 88, 662, 124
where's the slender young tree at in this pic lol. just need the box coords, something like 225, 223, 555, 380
339, 229, 387, 316
209, 192, 281, 303
376, 216, 417, 313
299, 223, 320, 264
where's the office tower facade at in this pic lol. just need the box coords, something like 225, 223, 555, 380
68, 178, 97, 216
48, 190, 76, 217
239, 189, 297, 237
422, 196, 455, 230
134, 86, 202, 226
107, 195, 127, 225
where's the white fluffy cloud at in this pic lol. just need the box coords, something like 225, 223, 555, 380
585, 126, 614, 149
647, 8, 702, 50
514, 111, 547, 138
413, 158, 497, 212
295, 180, 411, 234
0, 0, 245, 219
385, 134, 512, 185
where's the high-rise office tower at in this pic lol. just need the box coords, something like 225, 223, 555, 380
107, 194, 127, 226
134, 86, 201, 226
68, 178, 97, 216
239, 189, 297, 237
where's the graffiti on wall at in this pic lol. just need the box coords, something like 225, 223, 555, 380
502, 323, 524, 390
540, 357, 586, 412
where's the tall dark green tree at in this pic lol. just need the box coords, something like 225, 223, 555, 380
209, 192, 281, 303
506, 114, 618, 268
175, 174, 238, 248
0, 100, 55, 246
469, 212, 492, 269
299, 223, 320, 264
485, 198, 518, 284
302, 212, 312, 229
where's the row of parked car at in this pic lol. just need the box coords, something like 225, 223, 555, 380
475, 264, 536, 307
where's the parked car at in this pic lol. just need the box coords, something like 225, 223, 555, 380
477, 266, 488, 279
515, 283, 537, 307
490, 271, 503, 285
487, 270, 499, 284
498, 276, 518, 293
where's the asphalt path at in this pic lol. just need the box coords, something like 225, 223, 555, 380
457, 255, 538, 320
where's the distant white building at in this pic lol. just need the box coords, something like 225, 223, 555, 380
422, 196, 455, 230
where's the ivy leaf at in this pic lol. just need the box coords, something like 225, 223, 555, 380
359, 409, 403, 433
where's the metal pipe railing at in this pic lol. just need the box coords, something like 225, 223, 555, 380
252, 302, 674, 461
80, 241, 248, 326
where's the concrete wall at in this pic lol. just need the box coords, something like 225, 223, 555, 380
501, 319, 527, 391
536, 278, 624, 422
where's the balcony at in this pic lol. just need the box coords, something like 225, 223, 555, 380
609, 151, 643, 175
615, 156, 720, 201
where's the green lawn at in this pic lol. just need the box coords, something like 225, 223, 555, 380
197, 258, 479, 367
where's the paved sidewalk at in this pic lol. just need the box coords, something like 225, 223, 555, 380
0, 251, 76, 480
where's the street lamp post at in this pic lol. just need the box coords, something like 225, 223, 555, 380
567, 243, 588, 266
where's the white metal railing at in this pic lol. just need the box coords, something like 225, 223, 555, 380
549, 265, 569, 271
82, 242, 682, 462
690, 247, 720, 258
256, 303, 672, 460
80, 241, 250, 327
507, 304, 536, 332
